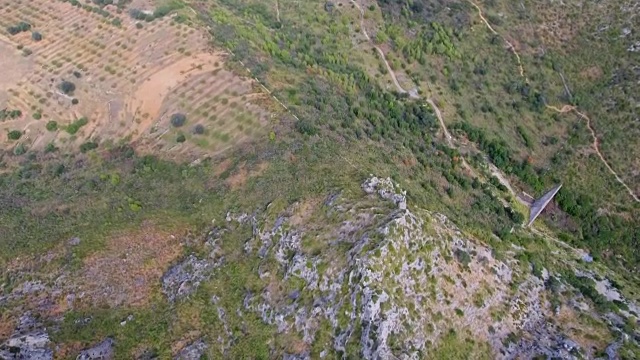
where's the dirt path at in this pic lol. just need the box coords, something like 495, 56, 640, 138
275, 0, 280, 23
349, 0, 415, 97
469, 1, 639, 203
349, 0, 536, 203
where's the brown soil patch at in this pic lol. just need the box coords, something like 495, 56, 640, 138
555, 305, 612, 350
55, 341, 84, 359
75, 222, 183, 307
0, 38, 32, 91
126, 53, 220, 140
225, 162, 269, 190
0, 314, 15, 340
214, 158, 233, 176
171, 330, 202, 355
579, 66, 603, 81
289, 197, 322, 227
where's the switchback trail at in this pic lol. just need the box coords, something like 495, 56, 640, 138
349, 0, 534, 204
547, 105, 640, 203
468, 0, 639, 203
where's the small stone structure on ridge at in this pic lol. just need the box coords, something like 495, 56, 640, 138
527, 184, 563, 227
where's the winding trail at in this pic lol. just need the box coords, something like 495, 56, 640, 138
350, 0, 411, 97
469, 0, 639, 203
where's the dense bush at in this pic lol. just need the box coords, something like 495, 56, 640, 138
7, 130, 22, 140
58, 81, 76, 95
170, 113, 187, 127
80, 141, 99, 153
295, 120, 318, 136
129, 8, 148, 20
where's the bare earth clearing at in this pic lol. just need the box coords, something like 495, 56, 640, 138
0, 0, 270, 156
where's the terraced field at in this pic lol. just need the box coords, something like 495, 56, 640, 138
0, 0, 270, 155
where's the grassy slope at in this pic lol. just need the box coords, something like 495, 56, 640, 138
1, 0, 639, 357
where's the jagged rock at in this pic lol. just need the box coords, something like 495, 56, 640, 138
174, 339, 207, 360
0, 314, 53, 360
161, 255, 215, 302
76, 338, 114, 360
68, 237, 81, 246
361, 176, 407, 210
605, 341, 622, 359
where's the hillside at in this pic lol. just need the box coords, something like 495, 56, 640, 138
1, 0, 639, 358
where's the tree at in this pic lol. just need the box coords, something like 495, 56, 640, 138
170, 113, 187, 127
58, 81, 76, 95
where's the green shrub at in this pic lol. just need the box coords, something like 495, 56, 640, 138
13, 143, 26, 155
135, 22, 143, 29
7, 130, 22, 140
31, 31, 42, 41
176, 134, 186, 143
454, 249, 471, 267
71, 98, 79, 105
22, 48, 32, 57
66, 117, 88, 135
44, 142, 58, 153
46, 121, 58, 131
32, 112, 42, 120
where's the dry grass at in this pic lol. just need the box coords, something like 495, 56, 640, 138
225, 162, 269, 190
74, 222, 184, 307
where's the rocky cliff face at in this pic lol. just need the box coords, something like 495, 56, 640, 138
197, 176, 631, 359
0, 176, 636, 359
